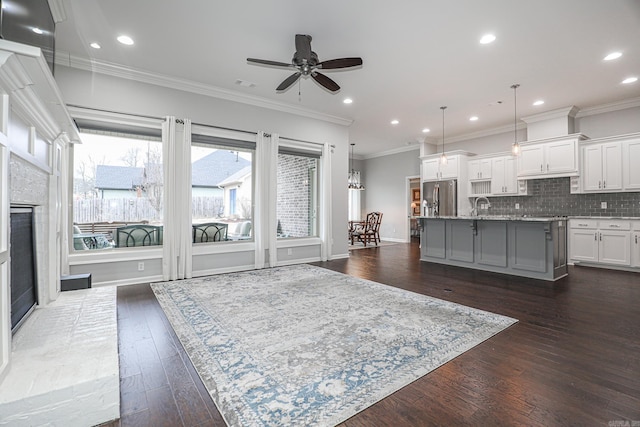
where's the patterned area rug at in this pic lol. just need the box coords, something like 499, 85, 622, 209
151, 265, 517, 427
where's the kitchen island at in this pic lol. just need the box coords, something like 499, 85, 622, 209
418, 216, 567, 281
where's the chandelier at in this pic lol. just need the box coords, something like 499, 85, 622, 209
348, 143, 365, 190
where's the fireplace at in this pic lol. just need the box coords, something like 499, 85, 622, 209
10, 207, 38, 332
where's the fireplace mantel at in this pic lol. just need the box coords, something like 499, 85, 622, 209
0, 40, 78, 387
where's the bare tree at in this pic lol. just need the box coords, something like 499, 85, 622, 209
121, 148, 141, 167
141, 144, 164, 215
73, 155, 98, 199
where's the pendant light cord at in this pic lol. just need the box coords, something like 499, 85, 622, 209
440, 106, 447, 163
511, 84, 520, 154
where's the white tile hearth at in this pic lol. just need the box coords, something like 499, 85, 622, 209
0, 287, 119, 427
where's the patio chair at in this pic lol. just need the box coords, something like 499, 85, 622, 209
115, 224, 163, 247
192, 222, 228, 243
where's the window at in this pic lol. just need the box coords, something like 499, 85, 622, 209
277, 144, 320, 238
191, 133, 254, 243
72, 129, 163, 250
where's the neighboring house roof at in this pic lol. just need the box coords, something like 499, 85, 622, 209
95, 165, 143, 190
192, 150, 251, 188
94, 150, 251, 190
218, 166, 251, 187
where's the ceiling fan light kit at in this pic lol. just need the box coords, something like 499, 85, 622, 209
248, 34, 363, 93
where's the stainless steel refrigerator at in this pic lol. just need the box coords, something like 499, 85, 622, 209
422, 180, 457, 216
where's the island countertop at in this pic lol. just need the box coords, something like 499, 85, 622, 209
416, 215, 565, 222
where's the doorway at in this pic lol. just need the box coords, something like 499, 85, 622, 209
406, 176, 421, 242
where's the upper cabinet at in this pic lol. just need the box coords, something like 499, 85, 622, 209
623, 137, 640, 190
468, 159, 492, 181
517, 135, 585, 179
422, 153, 465, 181
582, 142, 622, 192
491, 156, 518, 195
573, 133, 640, 194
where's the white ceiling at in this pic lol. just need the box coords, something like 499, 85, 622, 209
54, 0, 640, 157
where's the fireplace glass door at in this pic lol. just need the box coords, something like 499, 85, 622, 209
10, 207, 38, 332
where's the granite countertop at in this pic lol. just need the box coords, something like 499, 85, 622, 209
416, 215, 565, 222
568, 216, 640, 220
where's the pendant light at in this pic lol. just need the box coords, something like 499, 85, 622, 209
348, 143, 365, 190
440, 106, 448, 165
511, 84, 520, 156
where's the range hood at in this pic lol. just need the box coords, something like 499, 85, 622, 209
521, 106, 580, 141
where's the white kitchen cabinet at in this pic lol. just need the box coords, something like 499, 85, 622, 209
491, 156, 518, 195
468, 159, 492, 181
518, 136, 581, 178
422, 155, 459, 181
582, 142, 622, 192
623, 138, 640, 190
569, 219, 632, 267
569, 221, 599, 263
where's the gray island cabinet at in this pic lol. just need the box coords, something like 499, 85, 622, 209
419, 216, 567, 281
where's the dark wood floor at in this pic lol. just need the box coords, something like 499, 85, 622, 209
103, 240, 640, 426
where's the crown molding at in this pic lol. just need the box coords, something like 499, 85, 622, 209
47, 0, 67, 23
521, 105, 579, 124
55, 52, 353, 127
574, 96, 640, 118
363, 143, 419, 160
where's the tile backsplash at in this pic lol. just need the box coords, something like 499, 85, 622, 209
480, 178, 640, 217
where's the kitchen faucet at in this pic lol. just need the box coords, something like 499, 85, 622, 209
471, 196, 491, 216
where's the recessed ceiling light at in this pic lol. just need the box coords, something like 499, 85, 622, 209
422, 128, 430, 133
343, 98, 353, 104
622, 77, 638, 84
479, 34, 496, 44
469, 116, 479, 121
90, 42, 101, 49
533, 100, 545, 106
391, 119, 399, 125
604, 52, 622, 61
117, 35, 134, 45
235, 79, 256, 88
32, 27, 44, 34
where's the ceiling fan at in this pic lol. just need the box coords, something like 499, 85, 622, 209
247, 34, 363, 93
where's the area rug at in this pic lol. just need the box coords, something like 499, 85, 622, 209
151, 265, 517, 427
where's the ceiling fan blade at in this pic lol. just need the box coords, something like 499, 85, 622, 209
295, 34, 312, 61
318, 57, 363, 70
311, 72, 340, 92
276, 72, 302, 91
247, 58, 292, 68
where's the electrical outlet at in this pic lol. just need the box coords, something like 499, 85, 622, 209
515, 203, 520, 210
287, 248, 292, 255
601, 201, 607, 209
138, 262, 144, 271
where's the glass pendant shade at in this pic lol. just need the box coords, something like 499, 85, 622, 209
348, 143, 364, 190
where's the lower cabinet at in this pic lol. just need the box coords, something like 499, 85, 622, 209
422, 219, 446, 259
569, 219, 634, 267
447, 220, 475, 263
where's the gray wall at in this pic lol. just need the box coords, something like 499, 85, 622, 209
362, 149, 420, 242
